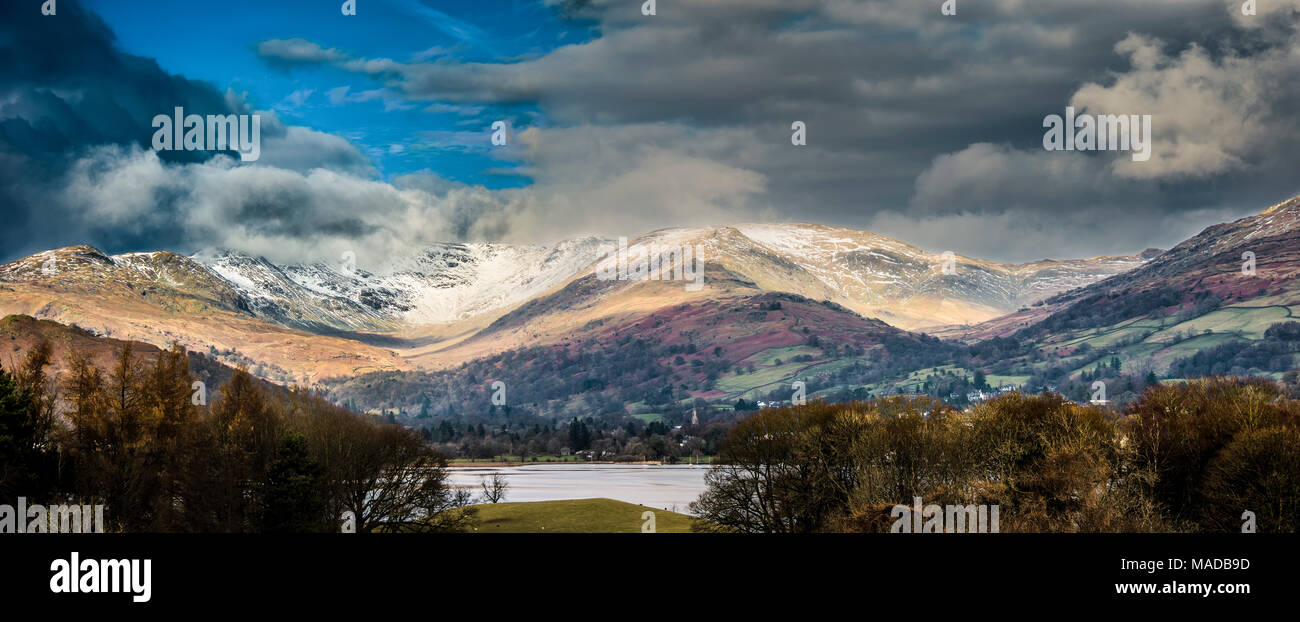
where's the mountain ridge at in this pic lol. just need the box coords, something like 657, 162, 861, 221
2, 197, 1297, 415
0, 221, 1167, 387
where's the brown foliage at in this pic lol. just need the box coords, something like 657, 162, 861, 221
1123, 377, 1300, 530
697, 380, 1298, 533
16, 341, 471, 532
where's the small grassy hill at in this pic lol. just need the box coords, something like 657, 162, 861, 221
468, 498, 699, 533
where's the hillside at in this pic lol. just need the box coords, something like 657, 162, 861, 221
8, 201, 1292, 414
917, 196, 1300, 405
192, 237, 613, 332
0, 246, 409, 384
0, 313, 288, 407
1015, 196, 1300, 372
323, 287, 955, 418
721, 223, 1156, 329
0, 224, 1150, 390
192, 224, 1154, 334
325, 197, 1300, 416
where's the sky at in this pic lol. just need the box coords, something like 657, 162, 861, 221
1, 0, 1298, 267
79, 0, 593, 186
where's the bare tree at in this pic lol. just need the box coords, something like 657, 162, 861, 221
479, 473, 509, 504
315, 415, 468, 533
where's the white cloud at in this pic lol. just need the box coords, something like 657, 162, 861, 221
278, 89, 314, 109
256, 38, 347, 65
1071, 32, 1298, 179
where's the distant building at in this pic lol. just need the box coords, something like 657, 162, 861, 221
363, 407, 401, 417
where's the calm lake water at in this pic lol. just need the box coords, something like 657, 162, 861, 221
447, 464, 711, 514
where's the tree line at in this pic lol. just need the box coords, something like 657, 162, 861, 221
692, 377, 1299, 533
0, 340, 475, 533
425, 413, 732, 462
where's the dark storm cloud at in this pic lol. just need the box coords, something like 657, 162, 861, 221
0, 0, 231, 259
0, 1, 383, 262
0, 2, 233, 158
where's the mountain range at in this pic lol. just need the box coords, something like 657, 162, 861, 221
2, 196, 1297, 414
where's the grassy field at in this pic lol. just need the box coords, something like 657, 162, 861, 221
716, 350, 878, 400
716, 362, 804, 395
744, 345, 822, 366
1163, 305, 1291, 338
468, 498, 700, 533
986, 373, 1031, 387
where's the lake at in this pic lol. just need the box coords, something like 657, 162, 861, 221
447, 464, 711, 514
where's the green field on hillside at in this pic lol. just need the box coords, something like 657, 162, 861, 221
743, 345, 822, 366
717, 349, 881, 400
1163, 305, 1292, 338
716, 361, 810, 396
468, 498, 700, 533
1060, 330, 1246, 378
1058, 317, 1162, 350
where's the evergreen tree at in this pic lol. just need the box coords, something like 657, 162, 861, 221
568, 418, 591, 450
261, 433, 329, 532
0, 366, 38, 499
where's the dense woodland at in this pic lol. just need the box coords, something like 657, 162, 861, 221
423, 412, 732, 462
0, 340, 475, 533
693, 378, 1300, 533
